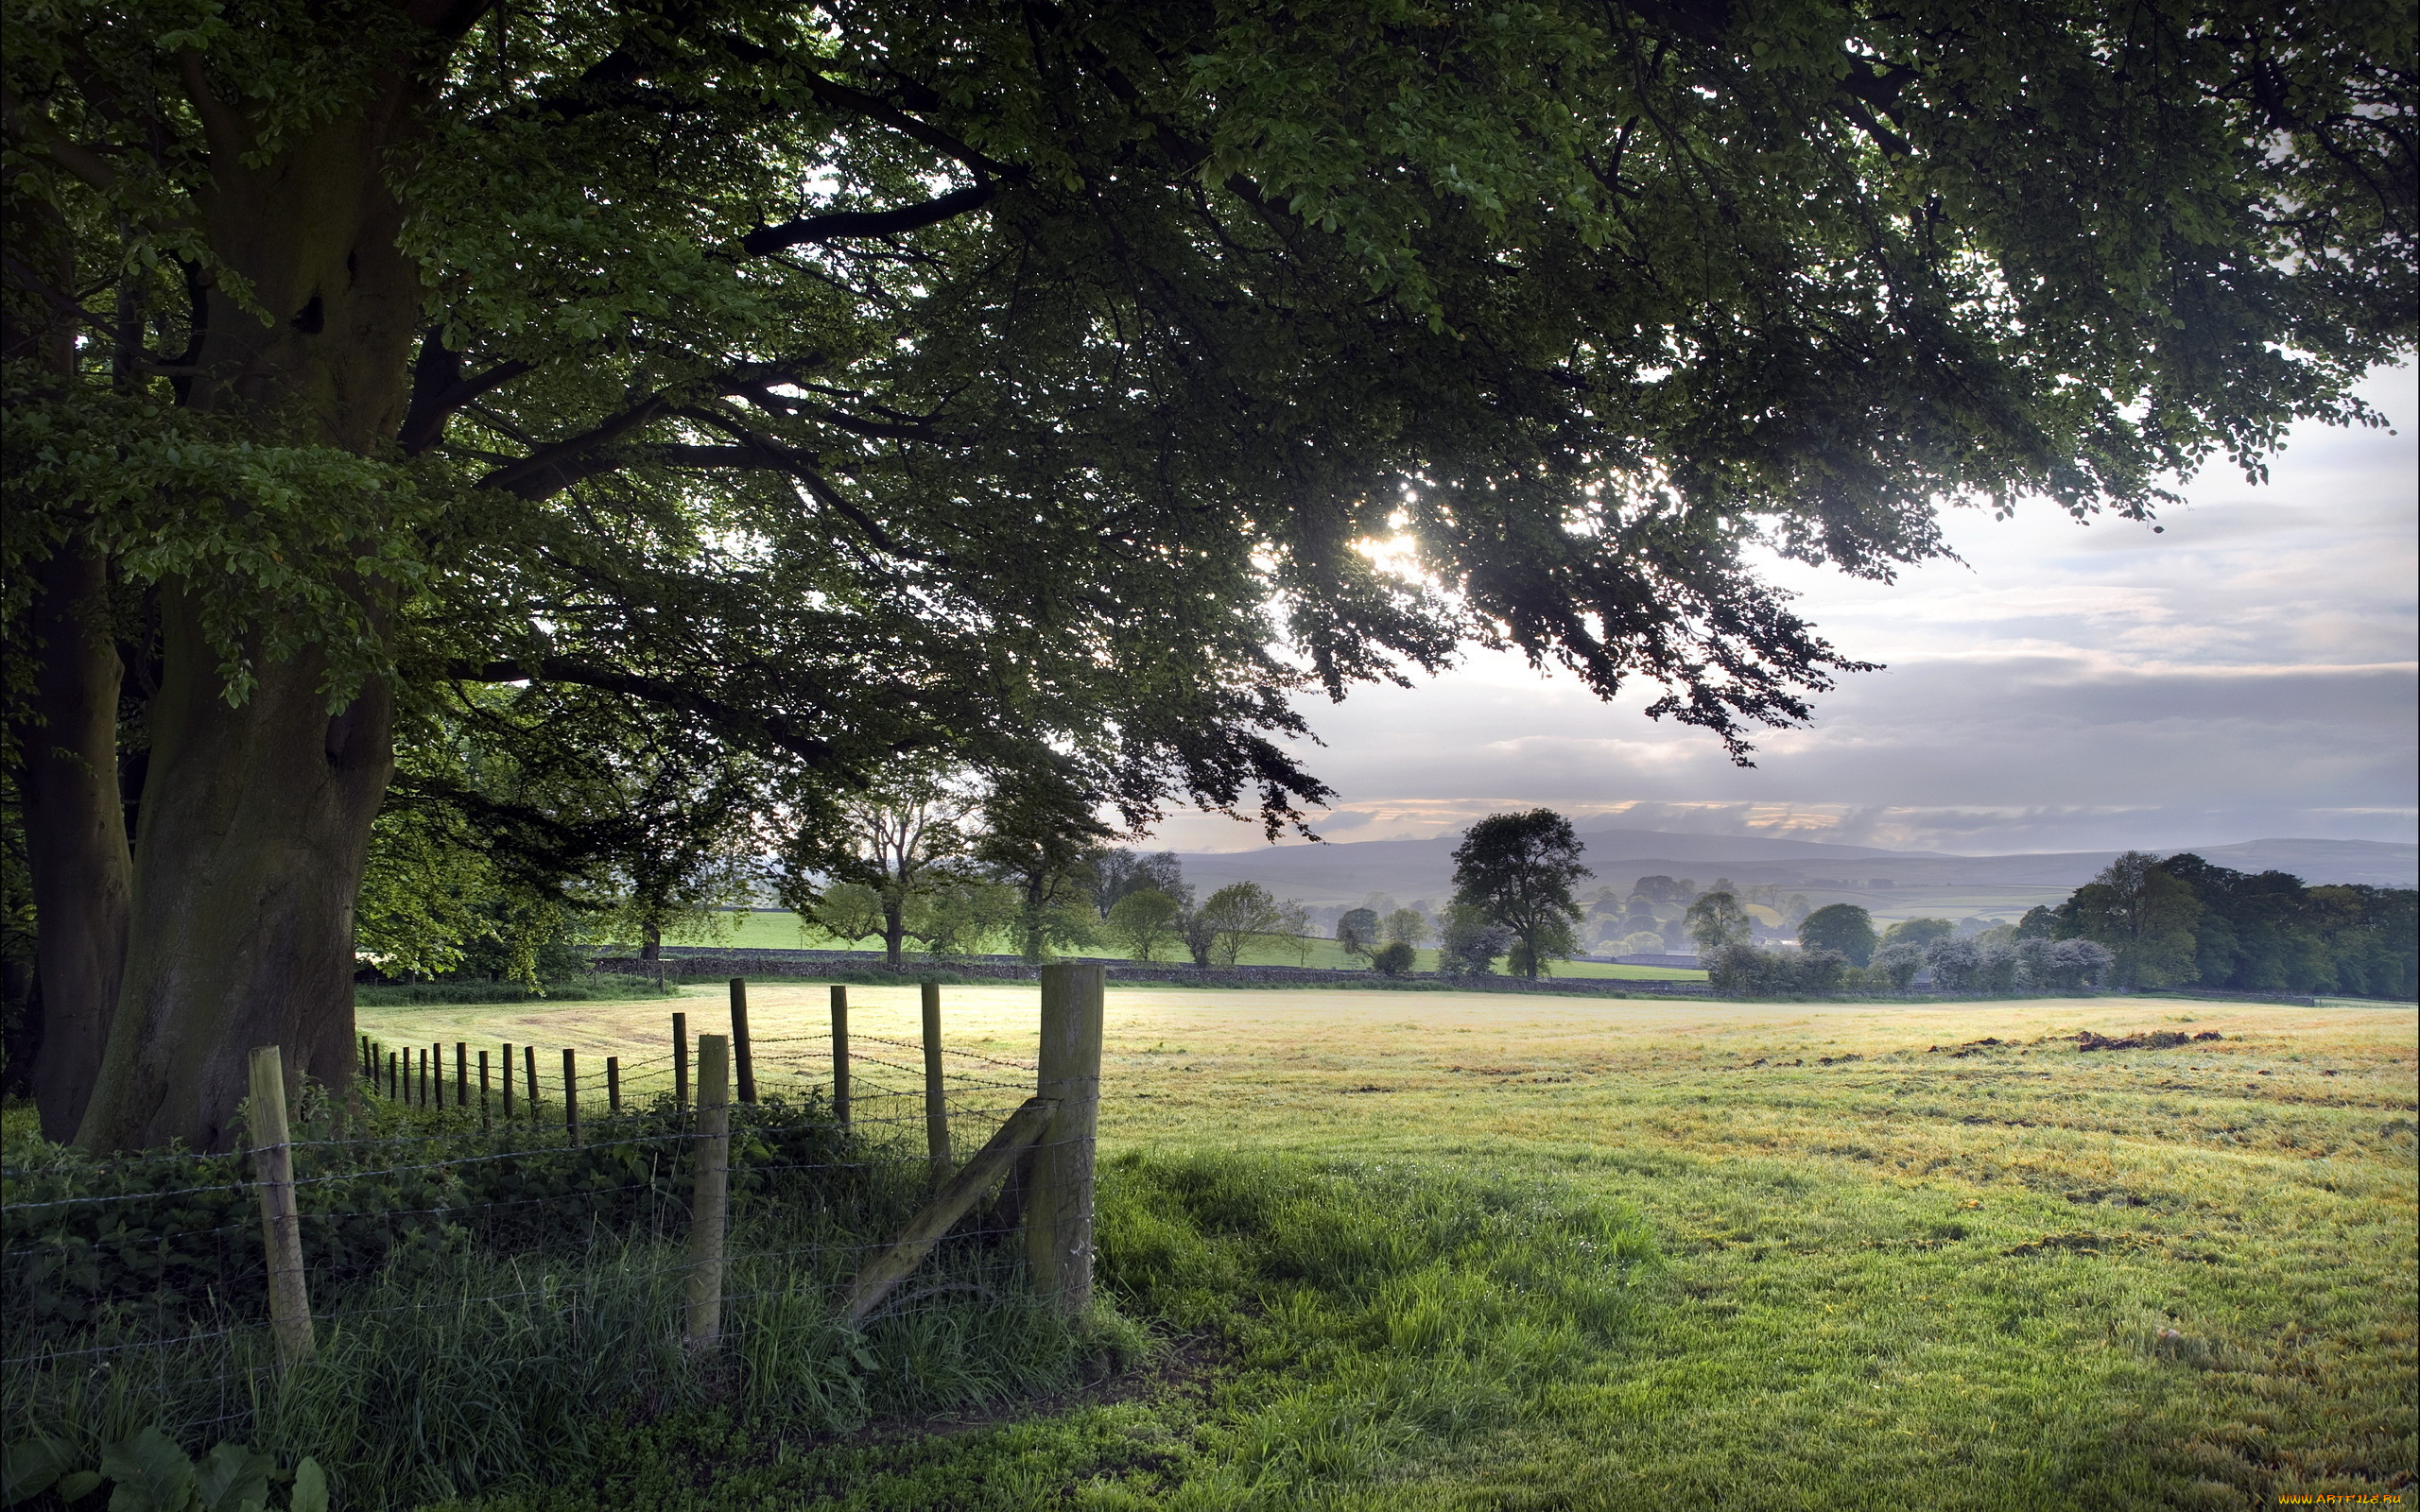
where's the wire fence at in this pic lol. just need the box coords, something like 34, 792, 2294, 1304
0, 974, 1106, 1503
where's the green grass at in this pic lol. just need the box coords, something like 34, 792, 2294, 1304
663, 909, 1707, 980
352, 985, 2414, 1510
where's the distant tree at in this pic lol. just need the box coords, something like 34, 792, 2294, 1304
1616, 931, 1668, 957
1371, 940, 1418, 977
1198, 883, 1285, 967
1927, 937, 2018, 994
1436, 903, 1512, 978
1335, 908, 1382, 961
2014, 907, 2060, 940
1797, 903, 1878, 966
1275, 901, 1318, 966
1868, 942, 1928, 992
2014, 937, 2113, 991
1091, 851, 1190, 920
1708, 944, 1847, 997
1878, 918, 1957, 953
1450, 810, 1592, 979
782, 765, 978, 969
922, 882, 1023, 958
1107, 888, 1184, 964
1381, 907, 1432, 948
1685, 892, 1754, 954
2057, 851, 2204, 989
975, 762, 1115, 963
1632, 876, 1690, 906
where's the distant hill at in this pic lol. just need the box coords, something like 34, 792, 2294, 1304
1165, 830, 2415, 903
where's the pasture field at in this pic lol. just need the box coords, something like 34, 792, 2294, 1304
654, 910, 1709, 979
358, 984, 2420, 1511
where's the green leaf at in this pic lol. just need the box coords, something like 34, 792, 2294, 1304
58, 1472, 103, 1503
286, 1460, 326, 1512
3, 1436, 70, 1504
194, 1444, 273, 1512
97, 1427, 195, 1512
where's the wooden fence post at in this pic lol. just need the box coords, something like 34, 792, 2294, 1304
830, 985, 851, 1128
359, 1036, 371, 1083
502, 1042, 515, 1118
431, 1043, 443, 1108
524, 1044, 539, 1122
730, 978, 755, 1104
1027, 964, 1104, 1316
387, 1051, 398, 1101
922, 981, 951, 1184
479, 1051, 492, 1128
683, 1034, 733, 1350
607, 1057, 622, 1115
563, 1048, 580, 1142
246, 1046, 316, 1366
456, 1043, 468, 1109
673, 1012, 689, 1109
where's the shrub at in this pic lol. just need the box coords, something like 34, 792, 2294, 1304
1867, 942, 1927, 991
1705, 944, 1846, 996
1370, 941, 1417, 976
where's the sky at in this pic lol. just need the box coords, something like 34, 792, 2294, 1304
1149, 366, 2420, 858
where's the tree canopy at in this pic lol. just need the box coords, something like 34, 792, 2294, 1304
1450, 809, 1591, 977
5, 0, 2413, 1149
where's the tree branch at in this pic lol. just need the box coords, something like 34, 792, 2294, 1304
446, 657, 834, 763
400, 328, 533, 455
1, 85, 119, 192
743, 181, 998, 256
478, 393, 672, 497
173, 49, 254, 162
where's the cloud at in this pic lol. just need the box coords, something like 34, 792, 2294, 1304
1146, 366, 2419, 857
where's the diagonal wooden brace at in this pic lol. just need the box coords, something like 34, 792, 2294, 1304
839, 1095, 1058, 1325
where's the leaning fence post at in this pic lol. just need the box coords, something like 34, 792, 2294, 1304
830, 985, 851, 1128
562, 1048, 580, 1142
387, 1051, 399, 1102
246, 1045, 316, 1366
673, 1012, 689, 1109
683, 1033, 733, 1350
524, 1044, 539, 1123
730, 978, 755, 1104
502, 1042, 515, 1119
1027, 963, 1104, 1316
922, 981, 951, 1184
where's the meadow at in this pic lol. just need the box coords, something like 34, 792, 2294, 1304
658, 909, 1708, 980
345, 981, 2420, 1511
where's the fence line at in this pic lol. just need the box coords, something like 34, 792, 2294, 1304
3, 967, 1110, 1469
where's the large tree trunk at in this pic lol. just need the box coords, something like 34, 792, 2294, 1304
16, 551, 134, 1141
78, 596, 393, 1152
71, 76, 427, 1152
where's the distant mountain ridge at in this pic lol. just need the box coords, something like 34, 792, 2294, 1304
1164, 829, 2415, 902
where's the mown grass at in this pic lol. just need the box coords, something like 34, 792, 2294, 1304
59, 985, 2420, 1508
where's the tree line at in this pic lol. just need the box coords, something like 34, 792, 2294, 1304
1766, 851, 2415, 999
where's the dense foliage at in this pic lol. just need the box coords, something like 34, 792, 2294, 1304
2054, 852, 2417, 997
8, 0, 2416, 1147
1450, 810, 1592, 977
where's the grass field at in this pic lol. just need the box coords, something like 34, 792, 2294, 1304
351, 980, 2420, 1510
659, 909, 1707, 980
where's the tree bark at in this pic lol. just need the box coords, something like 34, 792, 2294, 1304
72, 67, 428, 1152
78, 594, 393, 1153
16, 551, 134, 1141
